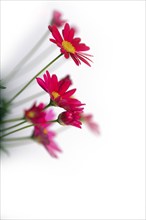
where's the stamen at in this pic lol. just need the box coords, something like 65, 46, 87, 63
43, 128, 48, 134
62, 40, 76, 54
27, 111, 36, 118
52, 91, 60, 99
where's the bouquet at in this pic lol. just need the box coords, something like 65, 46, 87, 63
0, 10, 99, 158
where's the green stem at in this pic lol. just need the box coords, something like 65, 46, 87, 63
7, 53, 63, 105
0, 120, 27, 132
49, 119, 58, 123
1, 136, 31, 141
43, 99, 53, 110
0, 124, 34, 139
0, 119, 58, 139
0, 117, 24, 124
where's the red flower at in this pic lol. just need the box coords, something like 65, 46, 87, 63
36, 71, 84, 110
24, 102, 55, 127
48, 23, 92, 66
81, 113, 100, 134
51, 10, 66, 27
33, 126, 62, 158
24, 102, 46, 125
58, 109, 83, 128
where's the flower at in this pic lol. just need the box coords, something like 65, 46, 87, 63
36, 71, 84, 110
32, 126, 62, 158
51, 10, 66, 27
48, 23, 92, 66
58, 109, 83, 128
81, 113, 100, 134
24, 102, 46, 125
24, 102, 55, 127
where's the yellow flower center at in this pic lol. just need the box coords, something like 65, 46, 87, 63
52, 91, 60, 99
43, 128, 48, 134
27, 111, 36, 118
62, 40, 76, 54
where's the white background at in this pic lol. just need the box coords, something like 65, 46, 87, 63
1, 1, 145, 219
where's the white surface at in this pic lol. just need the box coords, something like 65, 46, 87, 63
1, 1, 145, 219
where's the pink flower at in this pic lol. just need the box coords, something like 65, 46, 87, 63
36, 71, 84, 110
58, 109, 83, 128
33, 126, 62, 158
24, 102, 55, 127
24, 102, 46, 125
81, 113, 100, 134
48, 23, 92, 66
51, 10, 66, 27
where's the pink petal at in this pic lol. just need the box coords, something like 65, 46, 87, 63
50, 142, 62, 152
68, 28, 75, 41
44, 72, 52, 92
52, 74, 58, 91
62, 23, 70, 40
72, 37, 81, 44
77, 53, 93, 62
46, 146, 58, 158
63, 88, 76, 98
59, 80, 72, 95
76, 54, 91, 67
70, 54, 81, 66
46, 109, 56, 122
36, 78, 49, 93
76, 43, 90, 51
49, 25, 63, 43
50, 38, 58, 44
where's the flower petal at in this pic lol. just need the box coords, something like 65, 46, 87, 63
49, 25, 63, 43
36, 77, 49, 92
62, 23, 70, 40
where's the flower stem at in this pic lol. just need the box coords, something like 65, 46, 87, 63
0, 119, 58, 139
49, 119, 58, 123
7, 53, 63, 105
0, 120, 27, 132
4, 31, 49, 83
1, 136, 31, 141
44, 100, 53, 110
0, 117, 24, 124
0, 124, 34, 139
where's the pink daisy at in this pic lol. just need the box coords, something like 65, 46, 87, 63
48, 23, 92, 66
81, 113, 100, 134
58, 109, 83, 128
51, 10, 66, 27
33, 126, 62, 158
24, 102, 55, 127
36, 71, 84, 110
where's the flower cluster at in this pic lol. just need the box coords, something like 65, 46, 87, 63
25, 103, 61, 158
0, 10, 99, 159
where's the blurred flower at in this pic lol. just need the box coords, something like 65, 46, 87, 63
45, 109, 56, 124
51, 10, 66, 27
48, 23, 92, 66
36, 71, 84, 110
58, 109, 83, 128
81, 113, 100, 134
58, 98, 84, 111
33, 126, 62, 158
24, 102, 55, 127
